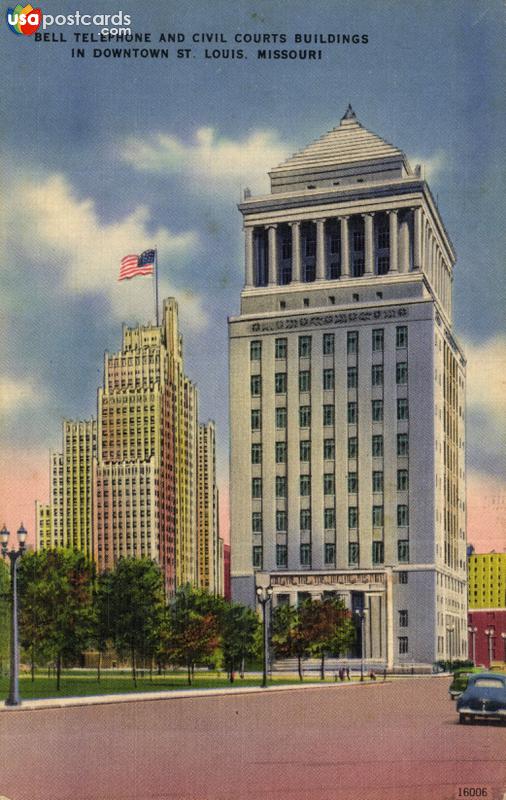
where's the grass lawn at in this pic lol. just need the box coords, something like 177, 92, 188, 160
0, 670, 363, 700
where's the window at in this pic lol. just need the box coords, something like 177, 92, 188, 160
377, 227, 389, 249
299, 370, 311, 393
397, 505, 409, 526
251, 409, 261, 431
349, 542, 359, 565
348, 437, 358, 458
281, 238, 292, 260
300, 475, 311, 496
276, 476, 287, 498
300, 509, 311, 530
299, 336, 312, 358
323, 333, 334, 355
275, 442, 287, 463
396, 362, 408, 385
348, 507, 358, 528
399, 610, 408, 627
324, 473, 335, 495
324, 508, 335, 529
276, 544, 288, 568
252, 512, 262, 532
299, 405, 311, 427
251, 444, 262, 464
396, 326, 408, 349
372, 329, 384, 352
252, 477, 262, 498
275, 372, 287, 393
324, 543, 336, 565
275, 338, 287, 359
377, 256, 389, 275
348, 472, 358, 493
352, 257, 364, 277
323, 368, 335, 390
276, 510, 287, 532
347, 367, 357, 388
348, 402, 358, 424
250, 340, 262, 360
397, 469, 409, 491
372, 435, 384, 457
300, 544, 311, 567
324, 439, 335, 460
251, 375, 262, 396
398, 636, 409, 654
398, 540, 410, 563
300, 440, 311, 462
397, 398, 409, 420
372, 471, 384, 493
276, 407, 287, 428
397, 433, 409, 456
252, 546, 263, 569
372, 365, 383, 386
352, 230, 364, 250
323, 404, 334, 426
305, 235, 316, 258
369, 402, 383, 427
372, 541, 384, 564
347, 331, 358, 354
398, 571, 409, 584
372, 505, 384, 527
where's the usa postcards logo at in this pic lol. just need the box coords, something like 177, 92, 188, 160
7, 4, 42, 35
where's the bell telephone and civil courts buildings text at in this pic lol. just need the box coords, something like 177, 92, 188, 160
229, 106, 467, 669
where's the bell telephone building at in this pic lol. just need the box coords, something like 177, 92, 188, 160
229, 107, 467, 669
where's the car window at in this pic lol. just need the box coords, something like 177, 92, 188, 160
473, 678, 505, 689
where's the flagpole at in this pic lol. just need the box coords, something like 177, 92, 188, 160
154, 246, 159, 326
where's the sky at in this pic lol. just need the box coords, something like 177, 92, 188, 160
0, 0, 505, 552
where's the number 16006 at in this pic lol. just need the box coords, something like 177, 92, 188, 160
455, 788, 491, 798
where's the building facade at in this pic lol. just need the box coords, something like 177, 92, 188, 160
197, 421, 220, 594
468, 551, 506, 610
229, 107, 467, 668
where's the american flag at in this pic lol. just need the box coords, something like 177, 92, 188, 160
119, 249, 156, 281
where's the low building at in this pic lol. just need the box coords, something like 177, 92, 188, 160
467, 551, 506, 667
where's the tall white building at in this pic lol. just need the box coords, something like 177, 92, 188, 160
229, 107, 467, 668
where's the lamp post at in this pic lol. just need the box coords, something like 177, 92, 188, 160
1, 524, 27, 707
467, 625, 478, 666
446, 625, 455, 669
501, 632, 506, 665
484, 628, 495, 668
256, 584, 273, 688
355, 608, 367, 681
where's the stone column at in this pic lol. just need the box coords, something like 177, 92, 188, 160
413, 207, 422, 270
399, 213, 410, 273
340, 216, 350, 278
315, 219, 326, 280
363, 213, 374, 274
244, 226, 254, 287
388, 210, 398, 273
290, 221, 301, 282
267, 224, 278, 286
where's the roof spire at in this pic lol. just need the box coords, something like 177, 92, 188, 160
341, 104, 357, 122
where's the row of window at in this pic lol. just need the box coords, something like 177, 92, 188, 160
253, 505, 409, 531
250, 327, 408, 361
251, 434, 409, 463
253, 470, 409, 498
251, 363, 408, 395
252, 539, 410, 568
251, 398, 407, 430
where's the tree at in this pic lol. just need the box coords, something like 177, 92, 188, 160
0, 559, 10, 675
271, 603, 312, 681
220, 602, 260, 682
17, 549, 96, 689
301, 597, 355, 680
93, 570, 114, 682
165, 585, 221, 685
107, 558, 165, 686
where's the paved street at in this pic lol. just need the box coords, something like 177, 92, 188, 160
1, 677, 505, 800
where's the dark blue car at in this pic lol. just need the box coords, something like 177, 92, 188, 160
456, 672, 506, 724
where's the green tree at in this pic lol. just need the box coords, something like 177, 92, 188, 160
0, 559, 10, 675
93, 570, 114, 681
271, 603, 312, 681
220, 602, 260, 682
165, 585, 221, 685
301, 597, 355, 679
107, 558, 165, 686
17, 549, 96, 689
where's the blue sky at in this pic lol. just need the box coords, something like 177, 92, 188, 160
1, 0, 505, 547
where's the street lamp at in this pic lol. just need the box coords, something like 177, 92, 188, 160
1, 523, 27, 707
256, 584, 273, 688
446, 625, 455, 669
484, 628, 495, 668
467, 625, 478, 666
355, 608, 367, 681
501, 632, 506, 665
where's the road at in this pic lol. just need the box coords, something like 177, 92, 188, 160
0, 677, 505, 800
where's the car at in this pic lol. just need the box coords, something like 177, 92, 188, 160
449, 667, 484, 700
456, 672, 506, 724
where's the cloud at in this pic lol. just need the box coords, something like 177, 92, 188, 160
0, 376, 47, 415
467, 470, 506, 553
409, 149, 447, 182
3, 171, 207, 329
464, 335, 506, 416
120, 127, 290, 194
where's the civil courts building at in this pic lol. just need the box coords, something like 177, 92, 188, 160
229, 107, 467, 668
